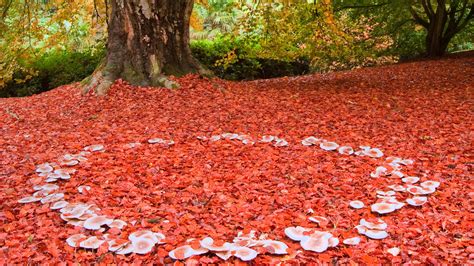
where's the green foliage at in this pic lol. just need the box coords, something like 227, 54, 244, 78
231, 2, 397, 72
190, 37, 309, 80
0, 47, 104, 97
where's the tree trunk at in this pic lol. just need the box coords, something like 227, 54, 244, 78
425, 1, 447, 57
83, 0, 209, 95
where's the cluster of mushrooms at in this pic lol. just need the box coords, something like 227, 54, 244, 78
17, 133, 440, 261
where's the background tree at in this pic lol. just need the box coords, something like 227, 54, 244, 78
334, 0, 474, 57
84, 0, 209, 95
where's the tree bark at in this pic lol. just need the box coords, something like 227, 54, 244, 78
425, 0, 447, 57
83, 0, 210, 95
410, 0, 473, 57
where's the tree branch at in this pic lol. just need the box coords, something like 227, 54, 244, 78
421, 0, 435, 19
410, 5, 430, 28
1, 0, 13, 21
335, 2, 389, 12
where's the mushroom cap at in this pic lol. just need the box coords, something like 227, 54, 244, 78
302, 136, 321, 146
36, 163, 53, 173
33, 190, 50, 198
371, 202, 397, 214
364, 229, 389, 240
388, 185, 406, 192
124, 142, 141, 148
259, 240, 289, 254
61, 205, 89, 219
113, 242, 134, 255
18, 196, 42, 204
370, 166, 388, 178
46, 173, 61, 180
349, 200, 365, 209
77, 185, 91, 194
391, 171, 405, 178
108, 239, 130, 252
406, 196, 428, 206
260, 135, 275, 143
241, 139, 255, 145
132, 237, 156, 254
342, 237, 361, 245
387, 247, 400, 256
320, 141, 339, 151
365, 148, 384, 158
129, 230, 162, 244
169, 245, 208, 260
108, 219, 127, 230
54, 169, 71, 180
376, 190, 396, 196
338, 146, 354, 155
385, 156, 402, 164
300, 231, 332, 252
274, 138, 288, 147
62, 159, 79, 166
308, 216, 329, 226
402, 176, 420, 184
66, 234, 87, 248
215, 251, 233, 260
200, 237, 232, 252
40, 193, 64, 204
284, 226, 311, 241
379, 198, 405, 210
406, 185, 435, 195
231, 246, 258, 261
360, 218, 387, 230
79, 236, 105, 249
50, 200, 69, 210
328, 237, 339, 247
210, 135, 221, 141
84, 144, 104, 151
84, 215, 114, 230
420, 180, 440, 189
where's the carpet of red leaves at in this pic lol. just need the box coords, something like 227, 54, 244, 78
1, 55, 473, 264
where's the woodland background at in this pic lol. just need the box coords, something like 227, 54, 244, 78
0, 0, 473, 97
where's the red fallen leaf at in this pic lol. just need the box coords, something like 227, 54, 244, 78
47, 241, 60, 258
3, 211, 15, 220
97, 241, 109, 256
2, 55, 473, 264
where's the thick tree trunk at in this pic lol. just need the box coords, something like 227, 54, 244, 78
83, 0, 209, 95
425, 2, 447, 57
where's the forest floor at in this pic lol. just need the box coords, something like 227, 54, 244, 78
0, 54, 473, 264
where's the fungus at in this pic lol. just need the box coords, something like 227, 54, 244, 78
79, 236, 105, 249
84, 215, 113, 230
66, 234, 87, 248
169, 245, 208, 260
18, 196, 42, 203
402, 176, 420, 184
349, 200, 365, 209
259, 240, 289, 254
342, 237, 361, 245
200, 237, 232, 252
300, 231, 332, 252
338, 146, 354, 155
371, 202, 397, 214
284, 226, 311, 241
406, 196, 428, 206
231, 246, 258, 261
132, 237, 155, 254
320, 141, 339, 151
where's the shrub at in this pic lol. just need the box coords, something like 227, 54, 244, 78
190, 37, 309, 80
1, 47, 104, 97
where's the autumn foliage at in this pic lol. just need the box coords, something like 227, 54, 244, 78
0, 54, 473, 264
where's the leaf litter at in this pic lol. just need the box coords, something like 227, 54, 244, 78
0, 55, 473, 264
